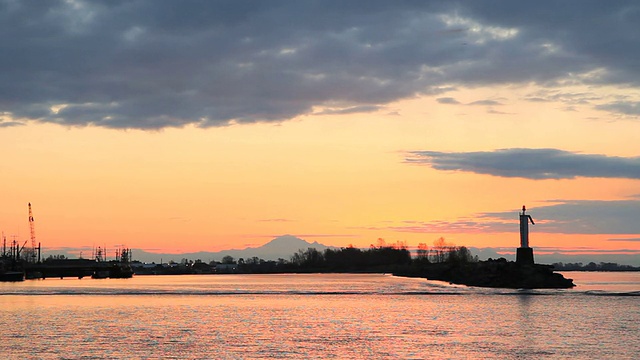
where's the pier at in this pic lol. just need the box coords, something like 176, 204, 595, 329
24, 258, 133, 279
1, 203, 133, 281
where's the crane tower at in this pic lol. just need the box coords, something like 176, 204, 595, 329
28, 202, 38, 262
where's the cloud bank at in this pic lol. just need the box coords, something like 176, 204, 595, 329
388, 200, 640, 235
405, 148, 640, 180
481, 200, 640, 235
2, 1, 640, 129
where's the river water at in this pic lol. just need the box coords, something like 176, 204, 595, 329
0, 272, 638, 359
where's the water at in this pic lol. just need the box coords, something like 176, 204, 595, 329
0, 272, 638, 359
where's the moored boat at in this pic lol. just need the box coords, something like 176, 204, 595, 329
0, 270, 25, 282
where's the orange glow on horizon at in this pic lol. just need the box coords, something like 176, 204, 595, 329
1, 90, 639, 259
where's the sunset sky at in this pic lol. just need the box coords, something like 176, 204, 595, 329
1, 1, 640, 259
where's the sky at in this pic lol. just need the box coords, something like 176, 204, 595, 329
1, 0, 640, 261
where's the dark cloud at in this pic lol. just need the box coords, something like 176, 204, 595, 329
405, 148, 640, 180
436, 97, 460, 104
596, 101, 640, 116
2, 1, 640, 129
608, 238, 640, 242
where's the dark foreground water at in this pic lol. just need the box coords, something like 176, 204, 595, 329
0, 272, 638, 359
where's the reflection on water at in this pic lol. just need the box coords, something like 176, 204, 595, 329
0, 273, 638, 359
561, 271, 640, 293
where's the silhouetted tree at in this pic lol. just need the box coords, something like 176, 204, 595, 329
445, 246, 474, 264
431, 237, 452, 263
45, 254, 67, 261
290, 248, 324, 268
416, 243, 429, 262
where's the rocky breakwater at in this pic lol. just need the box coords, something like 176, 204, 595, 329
396, 258, 575, 289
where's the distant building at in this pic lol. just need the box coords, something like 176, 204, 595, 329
215, 263, 238, 273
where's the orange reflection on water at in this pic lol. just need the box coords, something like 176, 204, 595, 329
0, 274, 638, 358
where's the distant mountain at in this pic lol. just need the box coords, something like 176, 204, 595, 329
41, 239, 640, 266
130, 235, 334, 263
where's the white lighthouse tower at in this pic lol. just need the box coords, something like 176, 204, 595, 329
516, 205, 535, 265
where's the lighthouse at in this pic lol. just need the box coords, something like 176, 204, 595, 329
516, 205, 535, 265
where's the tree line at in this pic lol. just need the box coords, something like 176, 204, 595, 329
130, 237, 477, 275
552, 262, 640, 271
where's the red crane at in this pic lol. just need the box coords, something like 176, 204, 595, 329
28, 202, 37, 262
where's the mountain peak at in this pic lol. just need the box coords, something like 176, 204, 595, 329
262, 235, 323, 250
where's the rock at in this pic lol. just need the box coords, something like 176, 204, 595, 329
395, 259, 575, 289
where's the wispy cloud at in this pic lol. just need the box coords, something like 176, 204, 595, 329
242, 233, 357, 238
384, 219, 512, 234
524, 90, 602, 105
487, 109, 513, 115
482, 200, 640, 235
385, 199, 640, 235
0, 121, 25, 128
467, 99, 503, 106
405, 148, 640, 180
509, 247, 640, 255
293, 234, 358, 238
